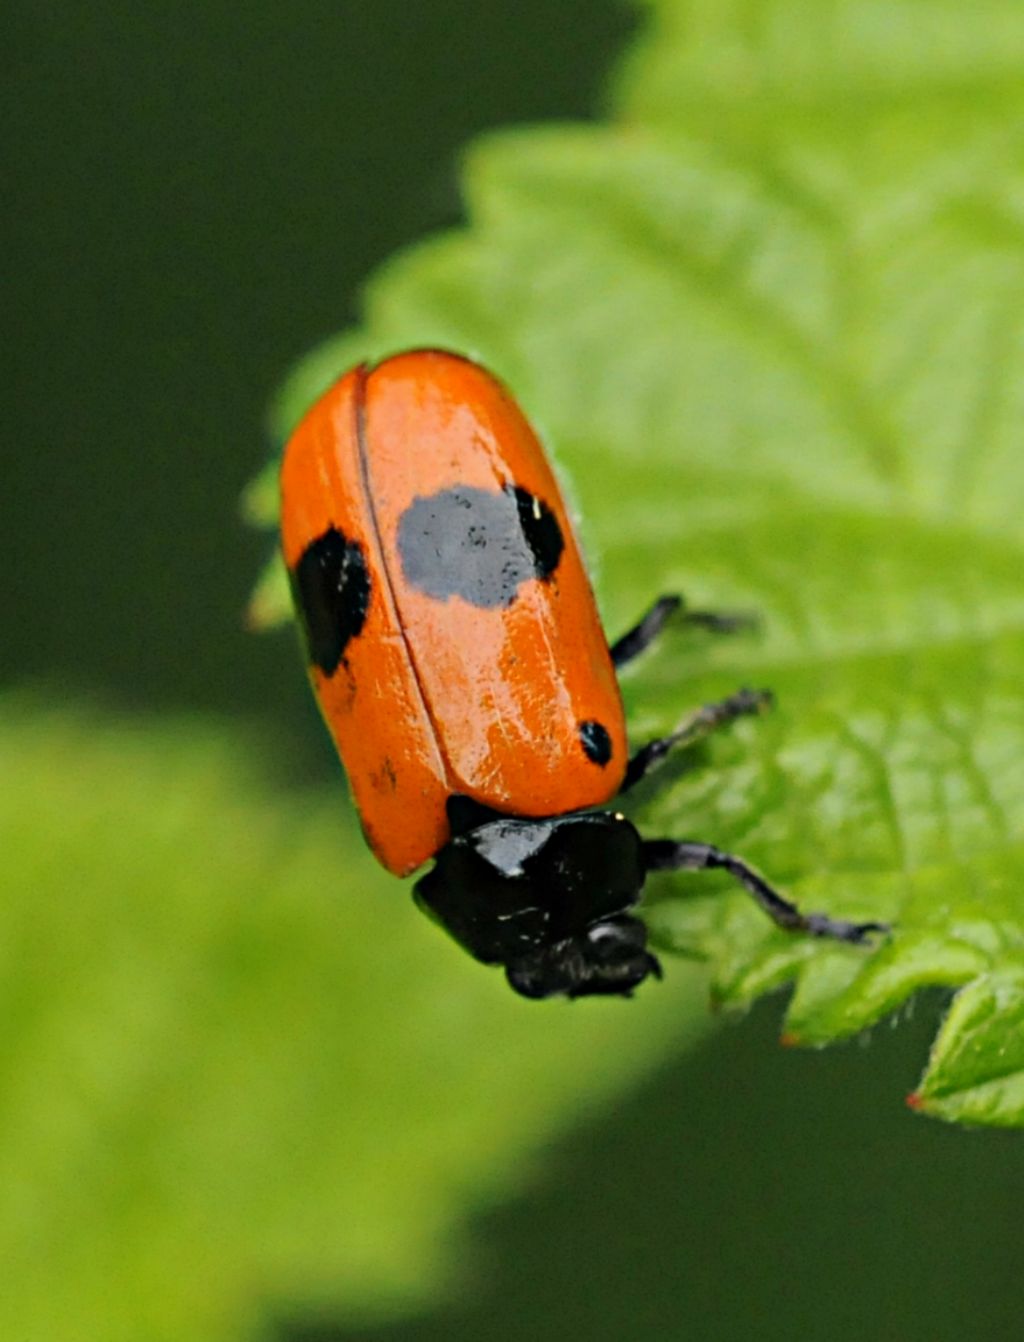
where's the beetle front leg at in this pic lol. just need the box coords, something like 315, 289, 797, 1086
643, 840, 888, 944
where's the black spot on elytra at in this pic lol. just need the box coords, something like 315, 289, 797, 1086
514, 485, 564, 582
289, 527, 371, 675
579, 720, 612, 766
397, 484, 564, 608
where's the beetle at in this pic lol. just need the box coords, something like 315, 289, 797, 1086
280, 349, 884, 999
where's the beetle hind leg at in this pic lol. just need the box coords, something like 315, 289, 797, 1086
610, 594, 758, 669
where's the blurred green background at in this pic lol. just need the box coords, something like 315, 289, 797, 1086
7, 1, 1024, 1339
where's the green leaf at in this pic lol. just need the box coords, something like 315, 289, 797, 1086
910, 966, 1024, 1125
249, 0, 1024, 1126
0, 700, 708, 1340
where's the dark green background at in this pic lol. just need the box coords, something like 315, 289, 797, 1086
7, 2, 1023, 1337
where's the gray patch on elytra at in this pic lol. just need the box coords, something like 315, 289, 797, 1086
397, 484, 564, 607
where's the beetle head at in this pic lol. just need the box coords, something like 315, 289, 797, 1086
414, 806, 661, 999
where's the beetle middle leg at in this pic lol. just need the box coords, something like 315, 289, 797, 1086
610, 594, 757, 669
620, 687, 772, 793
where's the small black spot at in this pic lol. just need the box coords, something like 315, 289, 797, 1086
370, 756, 399, 794
289, 527, 371, 675
579, 720, 612, 766
397, 484, 565, 608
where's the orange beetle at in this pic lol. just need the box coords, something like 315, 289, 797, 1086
281, 350, 884, 998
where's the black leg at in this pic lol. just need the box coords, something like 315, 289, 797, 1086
611, 596, 680, 667
621, 687, 772, 793
643, 839, 888, 944
610, 594, 757, 669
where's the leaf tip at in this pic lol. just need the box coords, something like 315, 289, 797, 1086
905, 1090, 926, 1112
779, 1031, 802, 1049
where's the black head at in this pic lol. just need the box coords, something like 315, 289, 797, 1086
414, 803, 661, 1000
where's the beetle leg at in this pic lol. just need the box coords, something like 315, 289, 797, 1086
610, 594, 757, 668
620, 687, 772, 793
610, 595, 680, 667
642, 840, 889, 944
